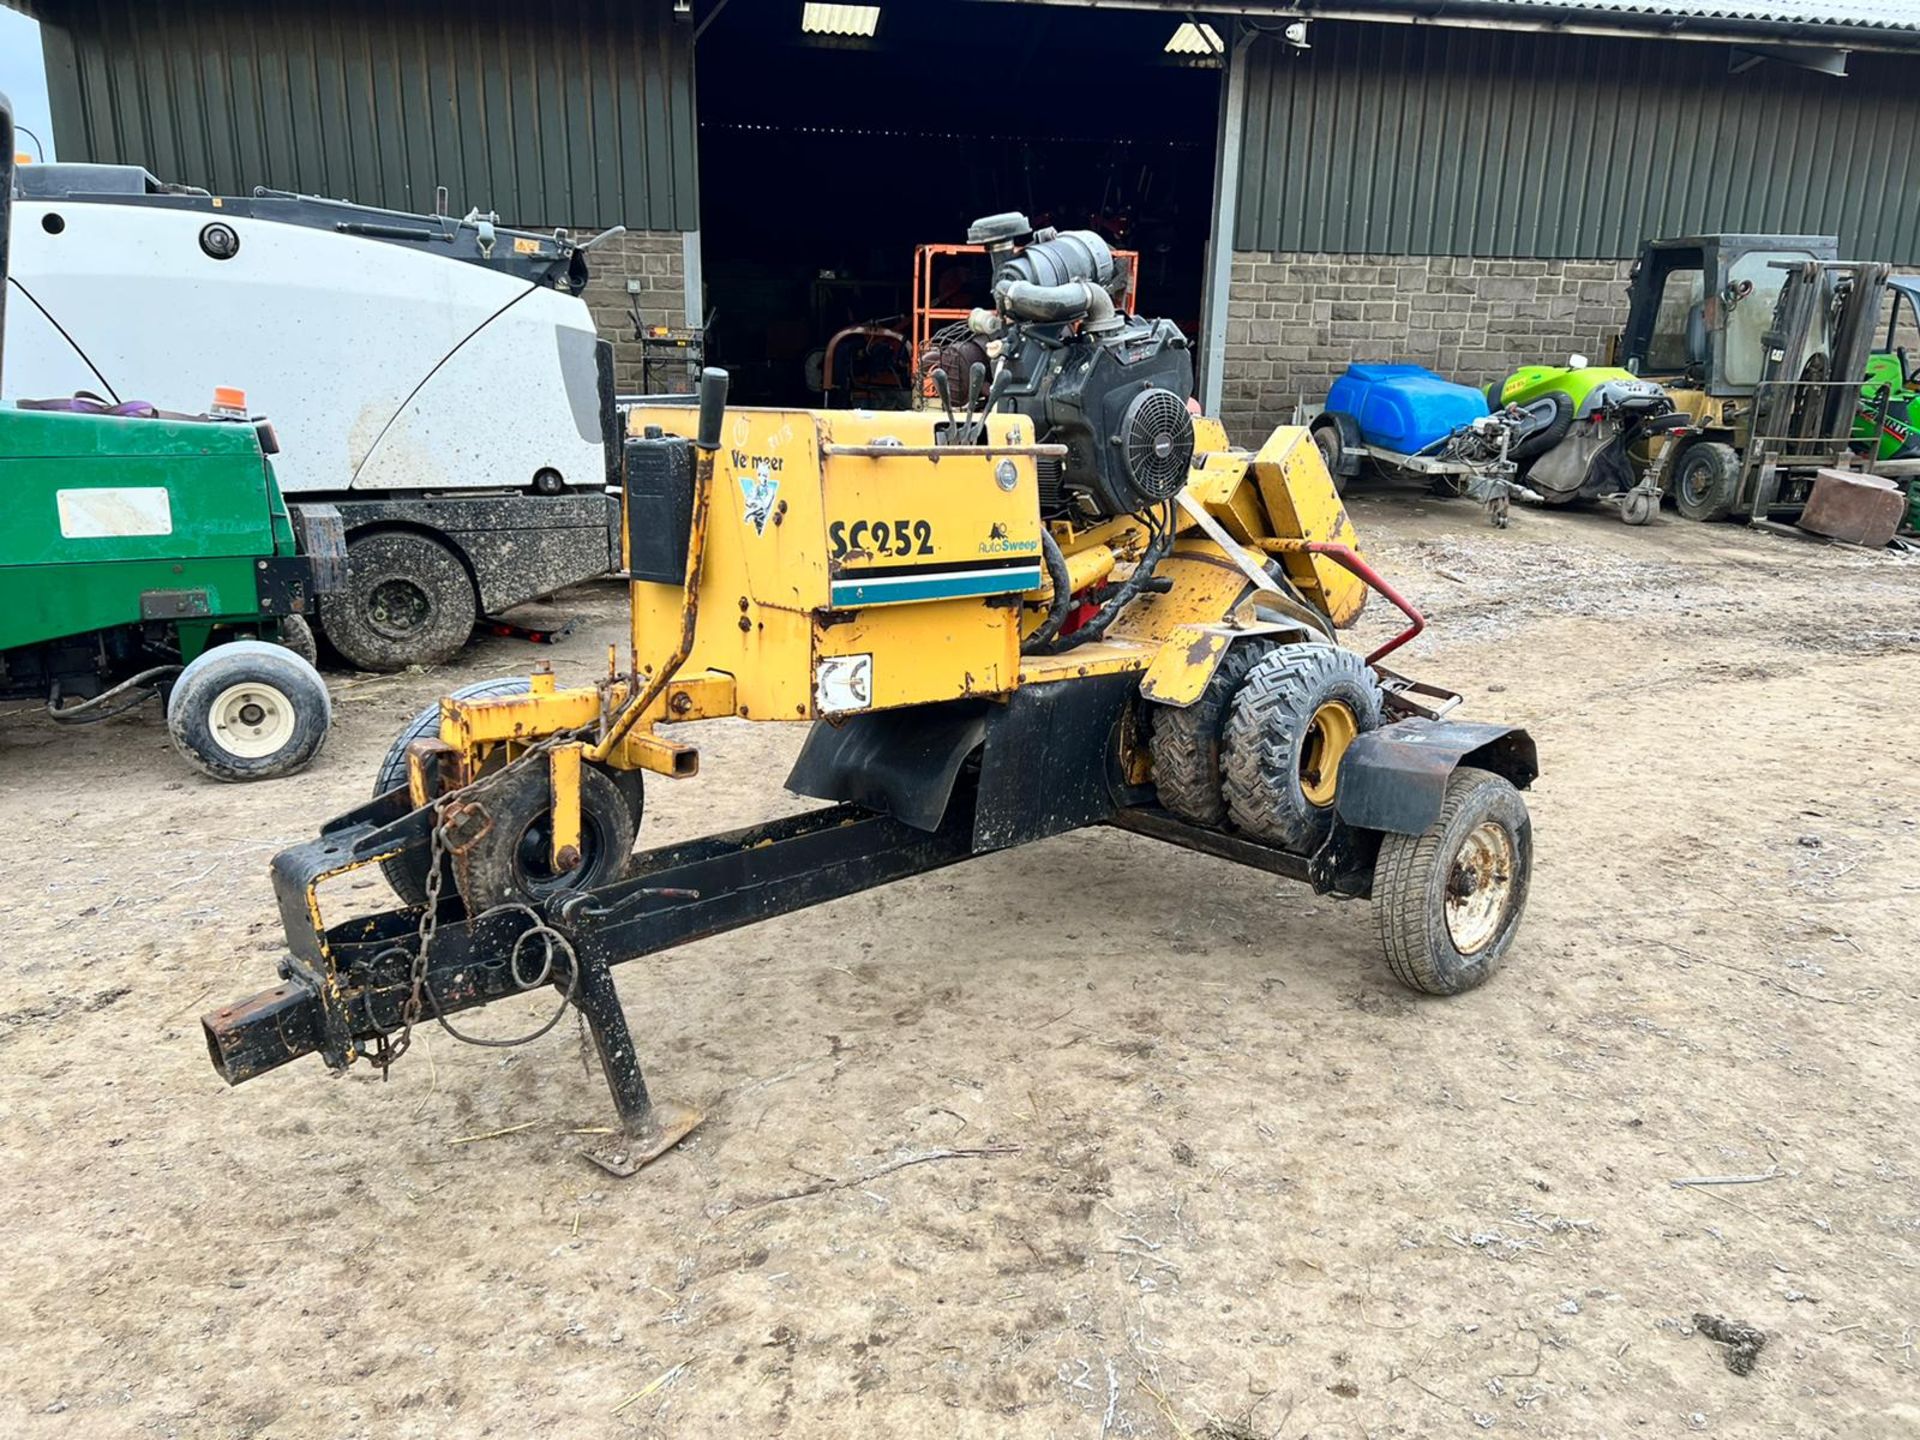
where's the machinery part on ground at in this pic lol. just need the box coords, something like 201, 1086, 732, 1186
276, 614, 320, 668
1309, 411, 1363, 489
165, 639, 331, 782
1221, 643, 1383, 851
1147, 637, 1277, 825
321, 530, 478, 670
1373, 767, 1531, 996
1672, 441, 1741, 522
450, 762, 636, 913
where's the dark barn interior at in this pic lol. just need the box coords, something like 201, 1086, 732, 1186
695, 0, 1222, 406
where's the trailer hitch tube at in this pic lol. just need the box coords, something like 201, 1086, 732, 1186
203, 795, 982, 1137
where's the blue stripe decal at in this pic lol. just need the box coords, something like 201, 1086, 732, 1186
830, 567, 1042, 607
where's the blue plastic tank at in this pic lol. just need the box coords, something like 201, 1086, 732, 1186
1324, 364, 1489, 455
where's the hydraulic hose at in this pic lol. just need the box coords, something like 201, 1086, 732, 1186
1021, 529, 1074, 655
46, 665, 182, 724
1034, 504, 1176, 656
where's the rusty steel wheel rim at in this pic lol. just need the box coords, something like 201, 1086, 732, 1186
1299, 700, 1358, 808
1444, 819, 1517, 956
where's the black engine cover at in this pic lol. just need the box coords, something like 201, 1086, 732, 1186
1009, 316, 1194, 520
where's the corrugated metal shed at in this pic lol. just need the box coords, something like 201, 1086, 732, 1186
1234, 22, 1920, 261
33, 0, 696, 230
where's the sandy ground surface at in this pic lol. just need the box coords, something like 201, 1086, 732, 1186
2, 492, 1917, 1440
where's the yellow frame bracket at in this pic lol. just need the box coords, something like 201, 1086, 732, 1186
549, 742, 584, 874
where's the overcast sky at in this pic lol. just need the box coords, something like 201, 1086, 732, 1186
1, 9, 57, 161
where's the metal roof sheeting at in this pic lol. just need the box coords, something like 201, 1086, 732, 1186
1235, 22, 1920, 261
37, 0, 697, 230
1491, 0, 1920, 30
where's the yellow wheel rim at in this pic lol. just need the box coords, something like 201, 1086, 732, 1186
1299, 700, 1358, 808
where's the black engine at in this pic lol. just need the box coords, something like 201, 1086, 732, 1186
961, 212, 1195, 521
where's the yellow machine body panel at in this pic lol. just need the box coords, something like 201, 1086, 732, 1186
1247, 427, 1368, 626
623, 405, 1041, 720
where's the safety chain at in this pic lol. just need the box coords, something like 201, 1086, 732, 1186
365, 717, 619, 1077
368, 796, 453, 1076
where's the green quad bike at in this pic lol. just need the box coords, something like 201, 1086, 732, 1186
0, 93, 341, 780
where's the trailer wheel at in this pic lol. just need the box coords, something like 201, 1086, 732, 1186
1509, 391, 1573, 464
1672, 441, 1740, 522
1310, 412, 1363, 492
321, 531, 478, 672
1148, 638, 1275, 826
1221, 642, 1382, 851
374, 678, 646, 904
455, 763, 636, 913
1373, 766, 1531, 996
167, 640, 332, 782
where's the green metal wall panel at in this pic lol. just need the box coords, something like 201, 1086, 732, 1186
37, 0, 696, 231
1235, 22, 1920, 262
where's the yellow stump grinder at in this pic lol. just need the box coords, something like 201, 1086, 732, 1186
205, 213, 1537, 1173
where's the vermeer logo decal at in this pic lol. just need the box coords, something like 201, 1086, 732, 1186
739, 461, 779, 536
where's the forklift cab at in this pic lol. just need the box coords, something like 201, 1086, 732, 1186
1618, 235, 1839, 398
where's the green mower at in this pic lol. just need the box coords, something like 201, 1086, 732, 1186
0, 92, 340, 780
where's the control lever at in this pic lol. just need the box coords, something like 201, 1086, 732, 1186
961, 361, 989, 445
931, 367, 958, 441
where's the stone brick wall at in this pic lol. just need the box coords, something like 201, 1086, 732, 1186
573, 229, 691, 394
1220, 252, 1637, 440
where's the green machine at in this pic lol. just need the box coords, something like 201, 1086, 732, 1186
0, 92, 338, 780
1859, 276, 1920, 534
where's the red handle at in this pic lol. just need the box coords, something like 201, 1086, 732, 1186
1258, 540, 1426, 666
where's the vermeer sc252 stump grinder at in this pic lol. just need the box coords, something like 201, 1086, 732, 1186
204, 214, 1538, 1174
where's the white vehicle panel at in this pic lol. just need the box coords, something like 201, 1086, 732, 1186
2, 200, 601, 496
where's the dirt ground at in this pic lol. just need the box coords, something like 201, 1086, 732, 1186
3, 492, 1918, 1440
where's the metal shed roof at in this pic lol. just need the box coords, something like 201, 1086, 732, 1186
1487, 0, 1920, 30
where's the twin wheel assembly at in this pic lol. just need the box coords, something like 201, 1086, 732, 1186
1148, 639, 1530, 994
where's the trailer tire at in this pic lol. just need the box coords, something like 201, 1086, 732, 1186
167, 640, 332, 782
1221, 642, 1382, 851
1373, 766, 1531, 996
375, 678, 645, 905
1310, 411, 1363, 491
321, 530, 478, 672
276, 614, 320, 668
455, 763, 636, 913
1672, 441, 1741, 522
1148, 638, 1276, 826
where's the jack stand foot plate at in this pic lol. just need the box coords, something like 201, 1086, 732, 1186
580, 1099, 702, 1178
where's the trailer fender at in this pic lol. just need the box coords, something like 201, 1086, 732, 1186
787, 700, 990, 833
1139, 621, 1316, 709
1335, 718, 1538, 836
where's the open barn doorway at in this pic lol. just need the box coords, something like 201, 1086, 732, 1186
693, 1, 1224, 408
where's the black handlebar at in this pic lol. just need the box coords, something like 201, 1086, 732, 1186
695, 367, 729, 452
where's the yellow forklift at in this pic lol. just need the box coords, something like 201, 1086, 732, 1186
204, 214, 1539, 1173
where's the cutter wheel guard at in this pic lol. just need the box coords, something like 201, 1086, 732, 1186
205, 213, 1539, 1176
